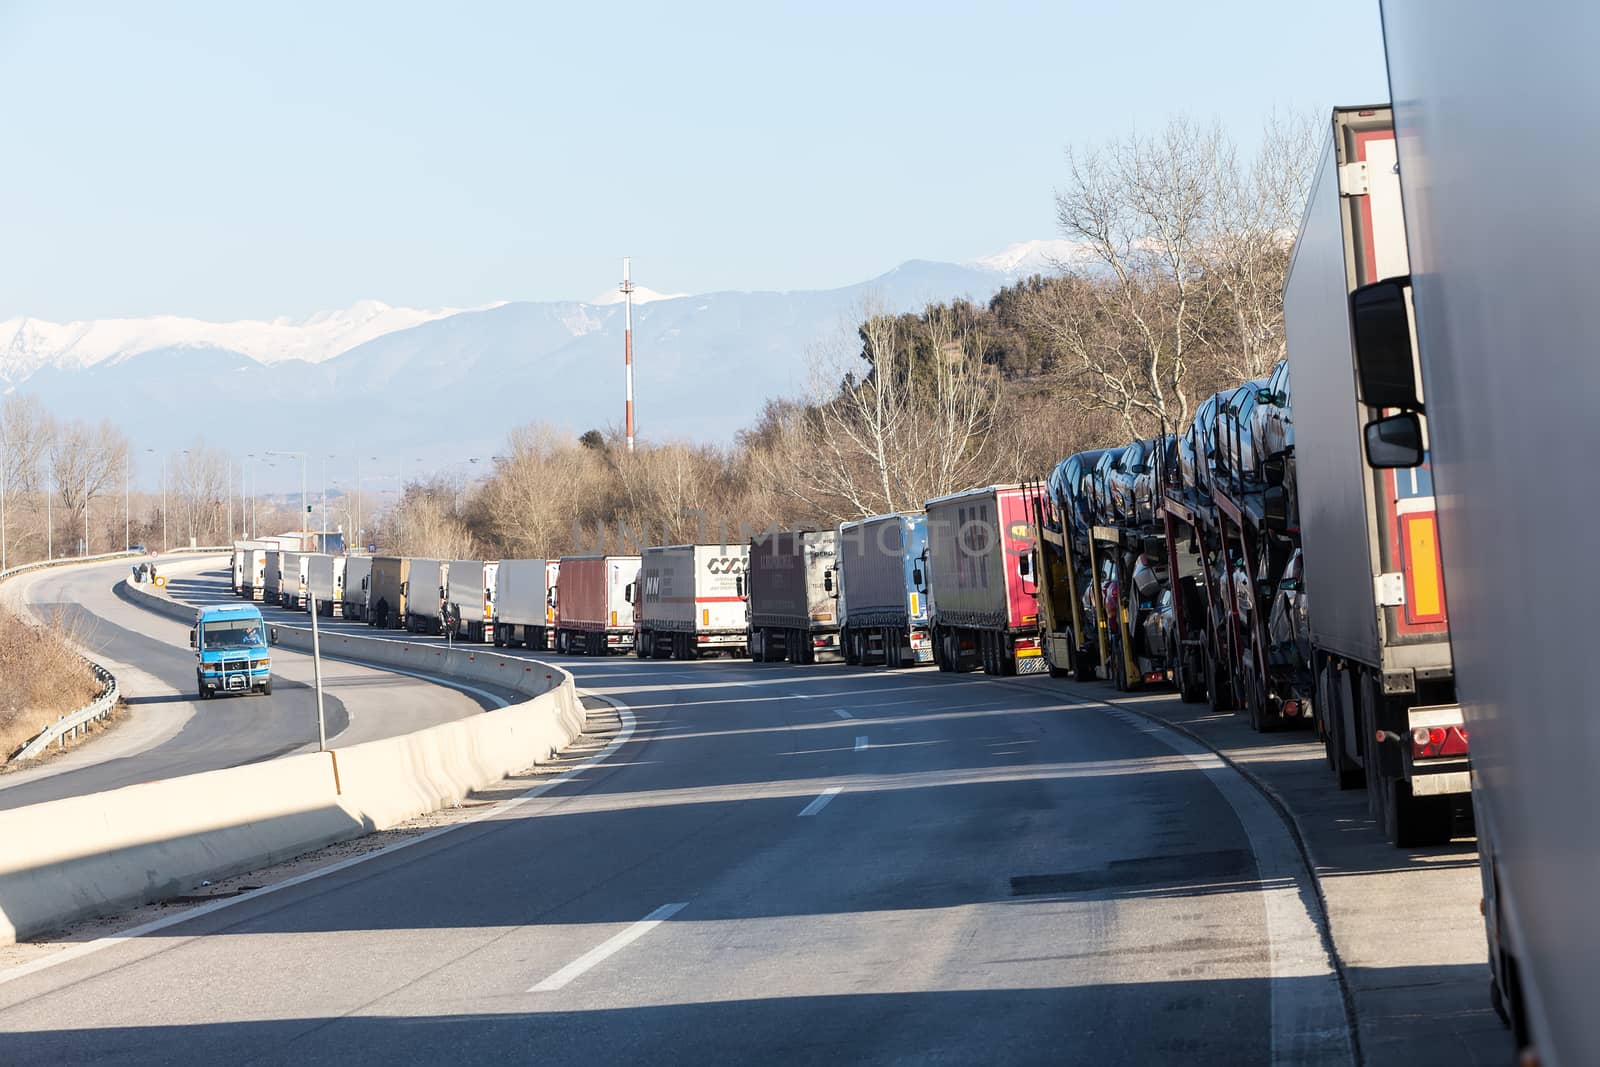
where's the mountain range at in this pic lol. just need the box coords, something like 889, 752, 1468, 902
0, 241, 1077, 491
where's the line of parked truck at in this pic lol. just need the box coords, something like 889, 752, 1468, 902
229, 108, 1460, 860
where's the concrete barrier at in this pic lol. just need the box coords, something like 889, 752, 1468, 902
0, 751, 356, 943
1, 577, 585, 944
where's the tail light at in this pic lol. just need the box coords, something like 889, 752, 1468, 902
1410, 725, 1470, 759
1281, 700, 1300, 718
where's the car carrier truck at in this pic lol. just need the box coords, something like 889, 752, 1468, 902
1354, 7, 1593, 1057
745, 531, 839, 664
1282, 103, 1469, 847
924, 485, 1046, 676
835, 513, 931, 667
553, 555, 637, 655
633, 544, 749, 659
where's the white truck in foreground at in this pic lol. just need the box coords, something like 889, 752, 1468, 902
1361, 6, 1595, 1060
1284, 104, 1470, 846
446, 559, 497, 642
493, 559, 556, 649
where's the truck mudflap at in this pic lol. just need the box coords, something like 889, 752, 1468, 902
1014, 637, 1048, 676
1404, 703, 1471, 795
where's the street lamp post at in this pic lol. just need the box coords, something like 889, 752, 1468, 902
46, 466, 52, 561
124, 453, 130, 552
84, 463, 90, 556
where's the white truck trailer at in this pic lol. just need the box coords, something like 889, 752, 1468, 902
404, 558, 447, 634
1356, 7, 1594, 1057
633, 544, 749, 660
342, 556, 372, 621
305, 554, 340, 616
231, 540, 273, 596
278, 551, 303, 609
445, 559, 497, 642
493, 559, 556, 649
1283, 104, 1469, 847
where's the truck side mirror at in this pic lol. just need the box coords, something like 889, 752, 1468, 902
1261, 454, 1286, 488
1017, 554, 1032, 581
624, 582, 635, 604
1350, 275, 1421, 410
188, 629, 196, 648
1365, 411, 1424, 469
823, 570, 835, 595
1263, 486, 1291, 531
735, 575, 744, 597
269, 627, 279, 646
912, 567, 923, 589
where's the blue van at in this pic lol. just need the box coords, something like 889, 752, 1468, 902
190, 604, 272, 698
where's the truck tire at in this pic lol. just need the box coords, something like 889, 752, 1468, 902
1072, 644, 1095, 683
1205, 643, 1236, 711
1321, 664, 1365, 789
843, 630, 859, 666
261, 679, 272, 697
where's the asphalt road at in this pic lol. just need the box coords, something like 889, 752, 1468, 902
0, 558, 516, 810
0, 571, 1352, 1064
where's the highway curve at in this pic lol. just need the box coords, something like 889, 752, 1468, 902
0, 564, 1351, 1064
0, 557, 519, 811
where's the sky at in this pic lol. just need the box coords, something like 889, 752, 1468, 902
0, 1, 1390, 323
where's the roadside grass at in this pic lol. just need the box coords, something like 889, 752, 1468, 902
0, 604, 101, 760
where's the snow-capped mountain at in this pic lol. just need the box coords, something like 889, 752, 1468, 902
4, 245, 1066, 488
970, 239, 1093, 277
0, 299, 487, 382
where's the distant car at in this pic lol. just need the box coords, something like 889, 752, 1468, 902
1133, 435, 1175, 523
1048, 448, 1113, 540
1090, 448, 1135, 526
1216, 377, 1271, 484
1253, 358, 1294, 466
1141, 586, 1178, 675
1267, 547, 1311, 672
130, 544, 147, 553
1107, 439, 1154, 524
1179, 390, 1230, 496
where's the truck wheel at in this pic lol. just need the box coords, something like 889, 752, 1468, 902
1072, 646, 1095, 683
843, 630, 859, 666
261, 679, 273, 696
1205, 644, 1236, 711
786, 629, 803, 665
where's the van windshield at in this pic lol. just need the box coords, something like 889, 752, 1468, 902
202, 621, 264, 650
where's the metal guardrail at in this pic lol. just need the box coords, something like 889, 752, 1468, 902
10, 663, 119, 761
0, 549, 143, 588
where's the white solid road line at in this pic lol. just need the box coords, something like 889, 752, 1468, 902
0, 691, 637, 990
798, 786, 843, 817
528, 902, 688, 993
854, 736, 868, 751
833, 709, 853, 719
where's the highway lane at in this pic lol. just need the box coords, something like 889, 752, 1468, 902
0, 558, 519, 810
0, 602, 1347, 1063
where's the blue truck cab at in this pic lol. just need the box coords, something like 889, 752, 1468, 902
190, 604, 272, 699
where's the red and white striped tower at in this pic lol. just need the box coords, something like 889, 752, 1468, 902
621, 257, 636, 453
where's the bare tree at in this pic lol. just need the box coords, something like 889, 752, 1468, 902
1196, 111, 1320, 382
756, 302, 1009, 519
0, 395, 54, 564
50, 419, 128, 555
167, 443, 229, 547
1039, 115, 1317, 438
